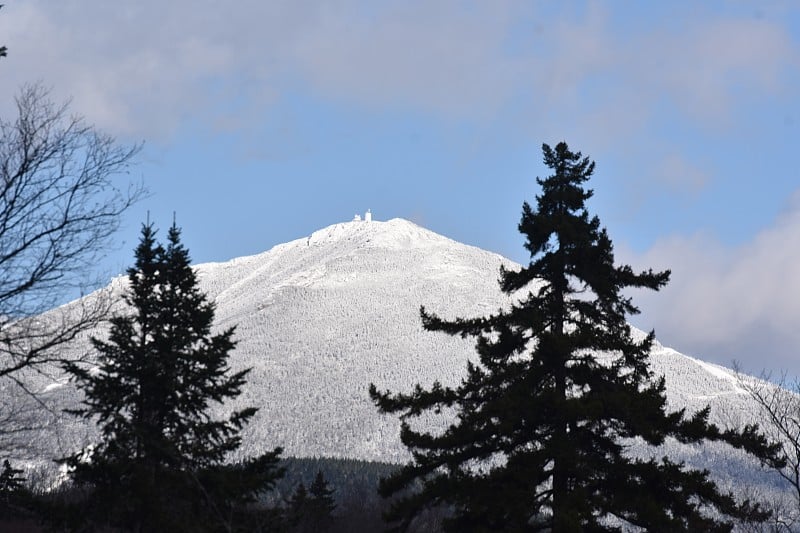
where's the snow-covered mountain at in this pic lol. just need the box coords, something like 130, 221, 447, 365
179, 217, 514, 462
11, 217, 791, 503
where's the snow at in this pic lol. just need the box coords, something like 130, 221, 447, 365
41, 382, 64, 393
686, 355, 748, 395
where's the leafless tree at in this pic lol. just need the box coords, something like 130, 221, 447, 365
0, 84, 143, 445
735, 363, 800, 530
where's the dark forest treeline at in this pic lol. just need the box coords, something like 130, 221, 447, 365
0, 457, 441, 533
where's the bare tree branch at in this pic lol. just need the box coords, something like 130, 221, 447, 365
0, 84, 144, 454
735, 362, 800, 528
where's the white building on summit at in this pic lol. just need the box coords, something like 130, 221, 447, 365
353, 210, 373, 222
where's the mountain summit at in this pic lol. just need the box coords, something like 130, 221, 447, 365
304, 217, 453, 249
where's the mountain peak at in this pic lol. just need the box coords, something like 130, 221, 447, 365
304, 217, 451, 250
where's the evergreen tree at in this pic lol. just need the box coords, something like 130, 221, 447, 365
370, 142, 783, 532
62, 222, 283, 532
288, 482, 309, 529
308, 470, 337, 526
0, 459, 30, 520
0, 460, 24, 495
288, 471, 337, 532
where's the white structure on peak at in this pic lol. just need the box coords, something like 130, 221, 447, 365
351, 210, 372, 222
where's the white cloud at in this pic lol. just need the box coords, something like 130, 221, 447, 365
622, 190, 800, 376
0, 1, 529, 138
0, 1, 291, 137
286, 1, 526, 117
0, 2, 795, 143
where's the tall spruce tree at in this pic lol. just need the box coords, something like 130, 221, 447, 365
370, 142, 783, 532
63, 222, 283, 532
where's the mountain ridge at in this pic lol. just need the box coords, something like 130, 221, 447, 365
5, 216, 791, 508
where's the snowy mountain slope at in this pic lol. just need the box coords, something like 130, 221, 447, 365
195, 219, 514, 462
10, 217, 791, 502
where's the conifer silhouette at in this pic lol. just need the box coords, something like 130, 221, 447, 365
63, 222, 283, 531
371, 142, 783, 532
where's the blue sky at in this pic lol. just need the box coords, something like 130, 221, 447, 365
1, 1, 799, 376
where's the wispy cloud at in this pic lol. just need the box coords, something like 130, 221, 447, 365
622, 190, 800, 375
1, 2, 795, 143
0, 1, 527, 137
286, 1, 526, 117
